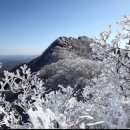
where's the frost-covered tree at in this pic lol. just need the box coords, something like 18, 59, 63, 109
83, 15, 130, 129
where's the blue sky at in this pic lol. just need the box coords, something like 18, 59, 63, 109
0, 0, 130, 55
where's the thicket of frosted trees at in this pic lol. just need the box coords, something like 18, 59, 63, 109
0, 15, 130, 129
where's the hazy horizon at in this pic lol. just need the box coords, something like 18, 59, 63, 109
0, 54, 38, 61
0, 54, 39, 56
1, 0, 130, 55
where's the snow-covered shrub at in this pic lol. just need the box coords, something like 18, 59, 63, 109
29, 85, 104, 129
0, 64, 45, 128
0, 64, 102, 129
